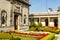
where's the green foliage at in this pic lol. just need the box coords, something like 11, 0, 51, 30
30, 22, 43, 31
39, 27, 60, 34
29, 27, 36, 31
31, 22, 37, 27
41, 33, 55, 40
38, 23, 42, 27
0, 32, 56, 40
50, 29, 60, 34
0, 33, 11, 39
53, 37, 58, 40
13, 37, 21, 40
30, 22, 42, 27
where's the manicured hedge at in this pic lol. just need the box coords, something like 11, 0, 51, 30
41, 33, 55, 40
39, 27, 60, 34
0, 32, 11, 40
0, 33, 11, 38
0, 32, 55, 40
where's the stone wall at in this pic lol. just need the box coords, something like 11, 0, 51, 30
0, 0, 12, 27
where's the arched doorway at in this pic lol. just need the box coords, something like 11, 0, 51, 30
54, 18, 58, 27
45, 19, 48, 26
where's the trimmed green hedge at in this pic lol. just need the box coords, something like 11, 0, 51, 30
0, 32, 55, 40
39, 27, 60, 34
41, 33, 55, 40
0, 33, 11, 38
0, 32, 11, 40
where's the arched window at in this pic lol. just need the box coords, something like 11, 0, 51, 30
1, 10, 7, 26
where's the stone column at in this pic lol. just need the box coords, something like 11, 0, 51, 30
48, 17, 50, 26
12, 4, 14, 27
19, 15, 21, 26
21, 5, 24, 25
39, 18, 41, 23
22, 13, 24, 25
18, 15, 20, 30
0, 9, 1, 27
58, 12, 60, 28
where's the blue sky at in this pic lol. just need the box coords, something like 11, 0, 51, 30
29, 0, 60, 13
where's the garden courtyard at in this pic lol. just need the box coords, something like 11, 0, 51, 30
0, 0, 60, 40
0, 22, 60, 40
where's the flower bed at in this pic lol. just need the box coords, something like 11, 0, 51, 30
0, 31, 55, 40
40, 33, 55, 40
38, 27, 60, 34
11, 31, 55, 40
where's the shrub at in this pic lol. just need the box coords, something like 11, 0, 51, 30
13, 37, 21, 40
39, 27, 60, 34
30, 22, 43, 31
29, 27, 36, 31
31, 22, 37, 27
38, 23, 42, 27
0, 33, 11, 39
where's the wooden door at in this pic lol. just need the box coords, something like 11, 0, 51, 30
14, 15, 18, 30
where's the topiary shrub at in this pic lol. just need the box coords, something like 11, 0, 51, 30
38, 23, 42, 27
31, 22, 37, 27
30, 22, 43, 31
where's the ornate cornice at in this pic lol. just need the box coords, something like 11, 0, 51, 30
9, 0, 31, 6
17, 0, 31, 6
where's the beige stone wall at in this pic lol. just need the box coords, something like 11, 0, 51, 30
0, 0, 29, 31
0, 0, 12, 27
22, 4, 29, 25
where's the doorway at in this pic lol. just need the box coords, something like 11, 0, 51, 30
14, 15, 18, 30
54, 18, 58, 27
45, 19, 48, 26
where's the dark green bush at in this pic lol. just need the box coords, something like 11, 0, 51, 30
31, 22, 37, 27
38, 23, 42, 27
13, 37, 21, 40
29, 22, 43, 31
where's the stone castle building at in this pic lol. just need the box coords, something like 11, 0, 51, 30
0, 0, 30, 31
